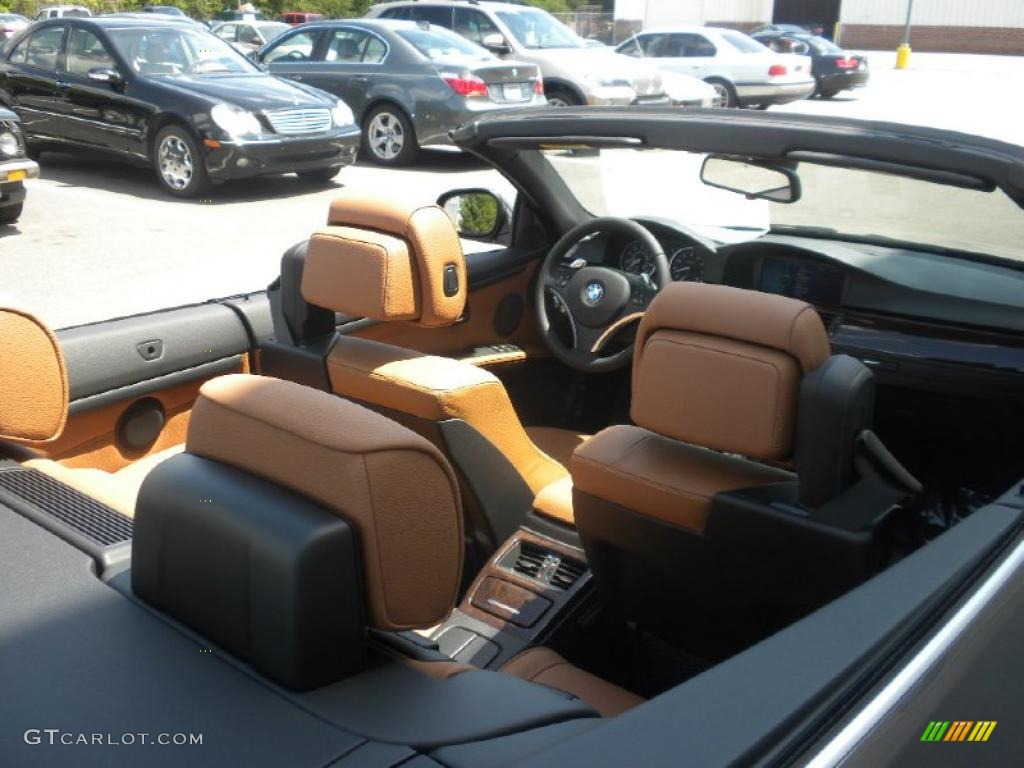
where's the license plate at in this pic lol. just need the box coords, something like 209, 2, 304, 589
6, 170, 26, 182
503, 84, 523, 101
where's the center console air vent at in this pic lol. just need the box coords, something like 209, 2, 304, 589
505, 540, 586, 590
0, 467, 133, 546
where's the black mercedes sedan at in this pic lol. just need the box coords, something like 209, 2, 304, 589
752, 30, 869, 99
0, 16, 361, 196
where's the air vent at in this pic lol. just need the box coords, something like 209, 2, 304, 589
550, 557, 585, 590
509, 541, 585, 590
0, 468, 133, 546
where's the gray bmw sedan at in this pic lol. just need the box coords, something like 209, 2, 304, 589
257, 18, 546, 165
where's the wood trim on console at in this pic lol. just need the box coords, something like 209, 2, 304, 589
456, 527, 591, 646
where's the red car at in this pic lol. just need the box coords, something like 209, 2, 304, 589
277, 11, 323, 25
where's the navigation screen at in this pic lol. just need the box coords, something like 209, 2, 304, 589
759, 257, 845, 305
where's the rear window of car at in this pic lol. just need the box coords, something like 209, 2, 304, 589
721, 30, 767, 54
397, 27, 489, 60
807, 36, 843, 54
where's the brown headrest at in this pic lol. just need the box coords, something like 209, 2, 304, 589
301, 190, 467, 328
631, 284, 830, 460
186, 374, 463, 631
0, 307, 68, 442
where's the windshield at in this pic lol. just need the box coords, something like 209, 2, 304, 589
496, 8, 580, 50
397, 27, 491, 60
720, 30, 769, 54
540, 147, 1024, 261
107, 26, 259, 76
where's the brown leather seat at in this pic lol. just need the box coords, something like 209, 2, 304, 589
0, 307, 181, 517
573, 282, 830, 533
148, 373, 641, 715
300, 191, 586, 538
570, 283, 840, 645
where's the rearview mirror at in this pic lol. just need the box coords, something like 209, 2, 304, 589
700, 156, 800, 203
438, 189, 507, 240
86, 67, 123, 87
481, 32, 511, 55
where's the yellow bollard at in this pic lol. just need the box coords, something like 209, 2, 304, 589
895, 43, 911, 69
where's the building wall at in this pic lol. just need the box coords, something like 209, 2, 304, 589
639, 0, 772, 28
841, 0, 1024, 28
839, 0, 1024, 53
616, 0, 1024, 53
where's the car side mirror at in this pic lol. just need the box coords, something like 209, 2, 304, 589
481, 32, 511, 55
437, 188, 509, 241
86, 67, 124, 87
700, 155, 801, 203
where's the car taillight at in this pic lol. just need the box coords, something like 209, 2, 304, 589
836, 58, 858, 69
768, 64, 787, 76
534, 77, 544, 95
442, 73, 488, 98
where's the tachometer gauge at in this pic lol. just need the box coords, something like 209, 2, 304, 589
670, 247, 704, 282
620, 240, 655, 277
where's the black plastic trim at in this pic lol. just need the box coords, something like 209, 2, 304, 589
67, 356, 242, 415
58, 303, 250, 400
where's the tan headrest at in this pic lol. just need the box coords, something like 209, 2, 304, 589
631, 284, 830, 460
301, 190, 467, 328
186, 374, 463, 631
0, 307, 68, 441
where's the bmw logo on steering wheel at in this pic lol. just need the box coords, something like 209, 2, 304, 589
584, 281, 605, 305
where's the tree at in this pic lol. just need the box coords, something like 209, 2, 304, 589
458, 193, 498, 237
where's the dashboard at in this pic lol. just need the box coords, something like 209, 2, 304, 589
561, 219, 1024, 399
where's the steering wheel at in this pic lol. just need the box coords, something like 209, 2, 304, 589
534, 218, 670, 372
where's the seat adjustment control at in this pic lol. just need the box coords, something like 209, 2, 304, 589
443, 264, 459, 297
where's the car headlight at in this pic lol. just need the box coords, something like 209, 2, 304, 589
584, 72, 628, 89
0, 131, 19, 158
331, 100, 354, 127
210, 104, 263, 138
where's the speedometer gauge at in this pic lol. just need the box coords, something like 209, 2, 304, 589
620, 240, 655, 277
670, 247, 704, 282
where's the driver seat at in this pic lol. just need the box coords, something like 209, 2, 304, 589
299, 191, 583, 558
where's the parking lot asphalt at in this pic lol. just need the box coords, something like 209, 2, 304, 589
2, 52, 1021, 330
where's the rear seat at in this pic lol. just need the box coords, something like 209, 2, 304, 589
0, 306, 182, 517
132, 373, 643, 717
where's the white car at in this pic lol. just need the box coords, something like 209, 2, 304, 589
213, 20, 291, 54
616, 26, 814, 109
366, 0, 714, 108
34, 5, 92, 20
0, 13, 29, 40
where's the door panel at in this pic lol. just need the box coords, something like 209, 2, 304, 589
351, 249, 546, 361
4, 25, 67, 138
59, 28, 140, 152
13, 302, 256, 472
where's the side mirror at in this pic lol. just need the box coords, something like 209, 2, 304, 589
437, 188, 508, 241
86, 67, 124, 87
700, 155, 801, 203
481, 32, 511, 55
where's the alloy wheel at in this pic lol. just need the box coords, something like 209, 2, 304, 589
710, 82, 730, 108
158, 135, 194, 191
368, 112, 404, 161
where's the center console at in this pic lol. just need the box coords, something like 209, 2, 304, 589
414, 521, 592, 671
